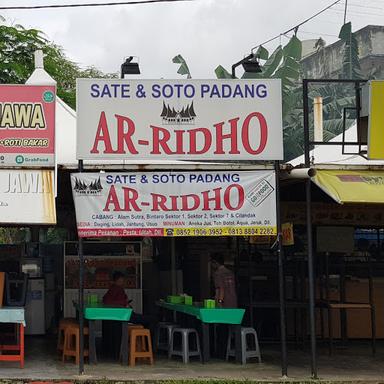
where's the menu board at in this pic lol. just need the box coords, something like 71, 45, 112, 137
64, 241, 141, 289
65, 257, 139, 289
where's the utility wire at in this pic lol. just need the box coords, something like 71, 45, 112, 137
0, 0, 193, 11
345, 3, 382, 10
250, 0, 343, 52
300, 30, 339, 38
330, 8, 384, 17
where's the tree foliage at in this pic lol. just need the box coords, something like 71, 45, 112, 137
338, 22, 363, 80
0, 228, 28, 244
214, 34, 304, 161
0, 18, 117, 109
212, 23, 369, 161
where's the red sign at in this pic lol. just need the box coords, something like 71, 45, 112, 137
0, 85, 56, 167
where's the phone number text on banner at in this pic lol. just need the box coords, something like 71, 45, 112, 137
71, 171, 277, 237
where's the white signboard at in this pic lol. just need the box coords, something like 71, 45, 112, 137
71, 171, 276, 238
0, 170, 56, 224
76, 79, 283, 161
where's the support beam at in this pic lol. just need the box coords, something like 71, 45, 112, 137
306, 179, 318, 379
275, 161, 288, 377
171, 237, 177, 295
78, 159, 85, 375
303, 80, 318, 379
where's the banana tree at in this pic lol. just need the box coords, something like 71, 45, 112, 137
172, 23, 368, 161
215, 36, 305, 161
304, 22, 366, 148
339, 22, 363, 80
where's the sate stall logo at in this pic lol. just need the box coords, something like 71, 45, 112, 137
73, 177, 103, 195
160, 101, 196, 125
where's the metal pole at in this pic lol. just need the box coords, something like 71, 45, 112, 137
306, 179, 317, 379
275, 161, 288, 377
343, 0, 348, 24
303, 80, 310, 167
303, 80, 318, 379
171, 237, 177, 294
355, 81, 362, 154
78, 159, 85, 375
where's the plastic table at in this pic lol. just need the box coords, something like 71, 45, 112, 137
157, 301, 245, 323
0, 307, 25, 368
157, 301, 245, 363
83, 304, 132, 364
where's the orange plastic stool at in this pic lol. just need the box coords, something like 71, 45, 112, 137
129, 328, 154, 367
62, 324, 89, 364
57, 318, 78, 352
128, 324, 144, 337
128, 324, 144, 350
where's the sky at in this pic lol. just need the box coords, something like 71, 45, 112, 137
1, 0, 384, 78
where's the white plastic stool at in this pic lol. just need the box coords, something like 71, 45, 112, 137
169, 328, 202, 363
226, 326, 261, 364
155, 322, 179, 352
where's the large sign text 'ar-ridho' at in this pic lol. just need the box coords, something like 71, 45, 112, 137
0, 85, 56, 167
76, 79, 283, 161
71, 171, 277, 238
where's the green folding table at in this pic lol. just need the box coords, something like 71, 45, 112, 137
157, 301, 245, 362
84, 304, 132, 364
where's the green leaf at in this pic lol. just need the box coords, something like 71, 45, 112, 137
339, 22, 352, 40
274, 65, 299, 81
255, 45, 269, 60
214, 65, 233, 79
261, 45, 283, 77
338, 22, 363, 79
283, 56, 301, 71
172, 54, 191, 79
283, 35, 302, 60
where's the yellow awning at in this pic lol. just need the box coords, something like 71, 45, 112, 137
312, 170, 384, 204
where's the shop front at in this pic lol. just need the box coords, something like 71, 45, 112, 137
0, 78, 57, 370
69, 77, 286, 375
0, 69, 294, 380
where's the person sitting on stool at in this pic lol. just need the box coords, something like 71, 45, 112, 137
101, 271, 128, 359
102, 271, 151, 359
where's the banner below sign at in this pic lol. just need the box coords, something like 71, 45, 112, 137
76, 79, 283, 161
0, 169, 56, 224
71, 171, 277, 237
0, 85, 56, 167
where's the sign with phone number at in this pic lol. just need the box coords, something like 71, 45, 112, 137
71, 170, 277, 238
164, 226, 277, 237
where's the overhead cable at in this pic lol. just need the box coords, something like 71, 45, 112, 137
250, 0, 343, 52
0, 0, 193, 11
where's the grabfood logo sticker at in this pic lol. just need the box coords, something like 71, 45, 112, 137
43, 90, 55, 103
15, 155, 24, 164
246, 179, 274, 207
73, 177, 103, 195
